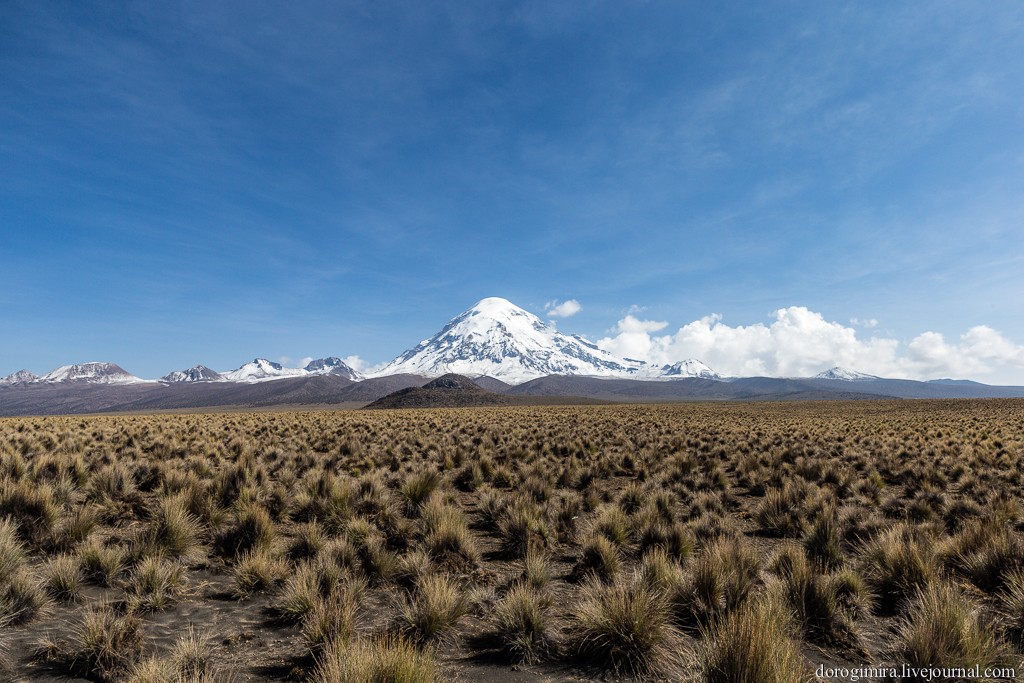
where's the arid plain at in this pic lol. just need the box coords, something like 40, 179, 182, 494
1, 400, 1023, 682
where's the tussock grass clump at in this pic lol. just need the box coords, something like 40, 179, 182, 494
571, 534, 622, 583
674, 536, 761, 628
233, 547, 288, 597
88, 463, 138, 504
637, 518, 694, 563
288, 521, 328, 562
829, 567, 874, 621
353, 471, 395, 517
309, 636, 441, 683
167, 627, 217, 681
895, 582, 1008, 675
755, 482, 807, 537
803, 508, 845, 570
420, 498, 479, 567
125, 627, 224, 683
67, 602, 145, 682
998, 569, 1024, 646
638, 547, 685, 593
214, 503, 275, 559
293, 472, 353, 533
521, 547, 553, 590
1, 570, 50, 624
344, 516, 378, 548
700, 593, 811, 683
357, 538, 400, 585
45, 553, 81, 602
569, 572, 676, 677
0, 519, 26, 584
0, 480, 59, 545
133, 494, 204, 561
53, 505, 99, 551
79, 537, 127, 587
276, 562, 332, 624
400, 469, 442, 517
395, 549, 433, 589
496, 501, 553, 560
944, 518, 1024, 593
860, 524, 939, 611
127, 556, 189, 611
302, 580, 365, 653
554, 491, 582, 541
491, 583, 555, 663
773, 548, 860, 648
397, 572, 471, 645
592, 505, 633, 548
321, 537, 359, 573
617, 482, 646, 515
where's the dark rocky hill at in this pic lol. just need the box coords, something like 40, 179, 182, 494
363, 374, 513, 410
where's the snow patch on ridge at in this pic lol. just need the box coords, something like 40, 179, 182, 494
813, 367, 880, 381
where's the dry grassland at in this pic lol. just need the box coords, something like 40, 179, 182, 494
0, 399, 1023, 681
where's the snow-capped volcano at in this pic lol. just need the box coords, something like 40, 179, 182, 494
221, 358, 307, 383
0, 369, 38, 385
373, 298, 640, 383
40, 362, 149, 384
162, 365, 223, 383
657, 359, 720, 379
303, 357, 361, 380
372, 297, 718, 384
813, 367, 880, 381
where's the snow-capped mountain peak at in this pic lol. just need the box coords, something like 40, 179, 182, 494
221, 358, 306, 383
0, 369, 38, 385
162, 365, 223, 383
303, 357, 361, 380
40, 362, 149, 384
659, 359, 720, 379
813, 367, 880, 381
373, 297, 664, 384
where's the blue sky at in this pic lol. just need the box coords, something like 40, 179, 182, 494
2, 1, 1024, 382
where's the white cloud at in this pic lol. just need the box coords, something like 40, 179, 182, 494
545, 299, 582, 318
597, 306, 1024, 381
850, 317, 879, 328
298, 356, 314, 368
599, 315, 671, 361
904, 326, 1024, 378
278, 356, 293, 366
343, 355, 370, 372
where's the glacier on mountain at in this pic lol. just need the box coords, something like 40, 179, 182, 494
371, 297, 718, 384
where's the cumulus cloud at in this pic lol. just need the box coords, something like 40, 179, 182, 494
850, 317, 879, 328
545, 299, 582, 318
599, 315, 670, 361
342, 355, 370, 372
596, 306, 1024, 380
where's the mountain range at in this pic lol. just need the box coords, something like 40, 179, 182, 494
3, 297, 1023, 415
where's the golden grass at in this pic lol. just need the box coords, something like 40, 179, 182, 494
0, 399, 1022, 681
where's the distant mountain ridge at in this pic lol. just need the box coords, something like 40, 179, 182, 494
38, 362, 151, 385
0, 369, 38, 385
4, 296, 1024, 415
162, 365, 223, 383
